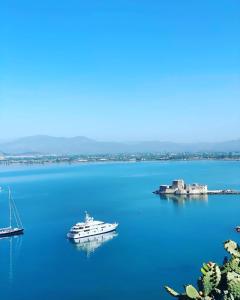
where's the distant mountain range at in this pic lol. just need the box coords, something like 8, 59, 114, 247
0, 135, 240, 155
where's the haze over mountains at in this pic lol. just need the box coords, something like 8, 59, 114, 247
0, 135, 240, 155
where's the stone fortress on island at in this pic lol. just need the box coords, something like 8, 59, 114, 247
154, 179, 240, 195
158, 179, 208, 195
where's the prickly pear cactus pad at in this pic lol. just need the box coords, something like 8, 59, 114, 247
224, 240, 240, 258
185, 285, 200, 299
164, 286, 180, 297
227, 271, 240, 299
223, 257, 240, 275
200, 262, 221, 296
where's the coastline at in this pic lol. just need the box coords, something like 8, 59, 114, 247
1, 153, 240, 167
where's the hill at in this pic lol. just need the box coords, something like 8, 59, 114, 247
0, 135, 240, 155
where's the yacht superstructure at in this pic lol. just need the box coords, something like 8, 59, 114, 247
67, 212, 118, 239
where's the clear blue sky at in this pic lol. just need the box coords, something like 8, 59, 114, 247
0, 0, 239, 142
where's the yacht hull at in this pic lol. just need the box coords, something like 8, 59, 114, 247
0, 228, 24, 238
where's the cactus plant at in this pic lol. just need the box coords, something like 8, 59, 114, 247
164, 240, 240, 300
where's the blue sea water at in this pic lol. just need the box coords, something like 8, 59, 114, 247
0, 160, 239, 300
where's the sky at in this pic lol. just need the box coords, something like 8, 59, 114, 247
0, 0, 240, 142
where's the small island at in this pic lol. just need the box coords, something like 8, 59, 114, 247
153, 179, 240, 195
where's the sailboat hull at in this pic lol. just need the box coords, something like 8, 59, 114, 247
0, 228, 24, 237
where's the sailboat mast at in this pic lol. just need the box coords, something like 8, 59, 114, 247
8, 188, 12, 228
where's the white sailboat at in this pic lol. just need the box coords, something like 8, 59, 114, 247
0, 188, 24, 237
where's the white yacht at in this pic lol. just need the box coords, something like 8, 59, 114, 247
67, 212, 118, 239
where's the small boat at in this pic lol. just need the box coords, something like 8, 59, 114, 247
0, 188, 24, 238
236, 226, 240, 233
67, 212, 118, 239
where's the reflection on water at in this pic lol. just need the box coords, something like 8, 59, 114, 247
69, 231, 118, 257
0, 235, 23, 282
159, 194, 208, 205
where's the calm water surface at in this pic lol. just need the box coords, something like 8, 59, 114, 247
0, 161, 239, 300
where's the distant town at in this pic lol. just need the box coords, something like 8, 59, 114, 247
0, 152, 240, 166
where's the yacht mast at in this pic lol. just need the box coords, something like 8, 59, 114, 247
11, 196, 23, 228
8, 188, 12, 228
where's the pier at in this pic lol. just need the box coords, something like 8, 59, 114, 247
207, 190, 240, 195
